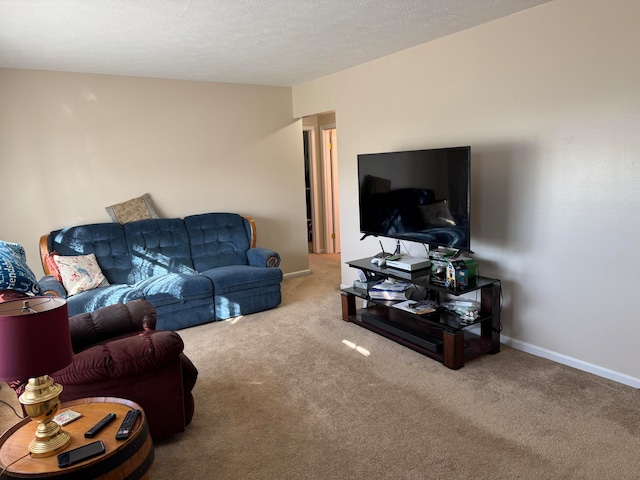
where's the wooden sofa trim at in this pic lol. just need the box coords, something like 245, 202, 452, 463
39, 233, 52, 275
243, 215, 257, 249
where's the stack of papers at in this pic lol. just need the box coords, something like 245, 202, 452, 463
392, 299, 437, 315
368, 280, 411, 300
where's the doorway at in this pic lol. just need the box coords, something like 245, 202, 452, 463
302, 113, 340, 255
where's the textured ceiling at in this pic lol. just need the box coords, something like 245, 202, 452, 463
0, 0, 553, 87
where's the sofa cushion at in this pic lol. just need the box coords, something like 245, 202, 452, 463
125, 218, 196, 283
214, 283, 282, 320
65, 284, 146, 317
49, 223, 132, 285
185, 213, 250, 271
152, 298, 215, 331
134, 272, 213, 307
200, 264, 283, 295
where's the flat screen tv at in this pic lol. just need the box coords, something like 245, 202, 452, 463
357, 146, 471, 251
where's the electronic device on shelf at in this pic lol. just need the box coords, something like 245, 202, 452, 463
385, 256, 431, 271
370, 257, 386, 267
357, 146, 471, 252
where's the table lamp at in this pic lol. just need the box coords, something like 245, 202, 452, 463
0, 296, 74, 457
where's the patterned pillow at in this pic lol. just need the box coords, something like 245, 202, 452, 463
43, 250, 63, 282
105, 193, 159, 224
53, 254, 109, 296
0, 241, 42, 295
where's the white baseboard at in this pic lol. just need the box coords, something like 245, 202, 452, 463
283, 269, 311, 279
466, 326, 640, 388
499, 334, 640, 389
336, 289, 640, 389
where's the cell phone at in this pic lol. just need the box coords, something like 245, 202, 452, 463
57, 440, 106, 468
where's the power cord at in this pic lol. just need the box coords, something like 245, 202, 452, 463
0, 398, 23, 419
0, 452, 30, 476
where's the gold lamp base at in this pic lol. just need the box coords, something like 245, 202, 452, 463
18, 375, 72, 458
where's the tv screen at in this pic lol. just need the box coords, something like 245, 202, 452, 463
357, 146, 471, 251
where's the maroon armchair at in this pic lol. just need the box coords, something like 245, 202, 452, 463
9, 300, 198, 440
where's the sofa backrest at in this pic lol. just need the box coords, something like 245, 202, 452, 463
184, 213, 251, 271
48, 223, 132, 285
44, 213, 257, 286
124, 218, 196, 284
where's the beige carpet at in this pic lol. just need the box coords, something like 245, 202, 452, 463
2, 254, 639, 479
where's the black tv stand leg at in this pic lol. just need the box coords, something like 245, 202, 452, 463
481, 283, 501, 354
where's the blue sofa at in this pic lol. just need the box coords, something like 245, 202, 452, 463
38, 213, 283, 331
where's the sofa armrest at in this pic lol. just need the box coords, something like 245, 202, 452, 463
247, 247, 281, 268
69, 300, 158, 353
37, 275, 67, 298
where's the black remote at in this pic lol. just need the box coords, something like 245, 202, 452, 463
84, 413, 117, 438
115, 409, 141, 440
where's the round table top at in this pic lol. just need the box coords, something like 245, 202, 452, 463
0, 397, 152, 478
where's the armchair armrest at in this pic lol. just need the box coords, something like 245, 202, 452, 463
38, 275, 67, 298
53, 330, 185, 385
69, 300, 157, 353
247, 247, 281, 268
0, 289, 29, 302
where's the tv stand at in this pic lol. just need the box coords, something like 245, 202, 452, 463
341, 257, 501, 369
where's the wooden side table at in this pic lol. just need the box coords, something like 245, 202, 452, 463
0, 397, 154, 479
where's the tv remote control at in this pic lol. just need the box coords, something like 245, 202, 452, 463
115, 409, 141, 440
84, 413, 117, 438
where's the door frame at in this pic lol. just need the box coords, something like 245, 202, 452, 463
320, 124, 340, 254
303, 126, 323, 253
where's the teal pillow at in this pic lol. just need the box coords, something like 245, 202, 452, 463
0, 241, 43, 295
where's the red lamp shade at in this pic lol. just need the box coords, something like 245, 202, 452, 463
0, 296, 73, 381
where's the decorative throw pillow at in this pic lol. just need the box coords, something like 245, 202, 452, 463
43, 250, 63, 282
0, 241, 42, 295
105, 193, 159, 224
53, 253, 109, 296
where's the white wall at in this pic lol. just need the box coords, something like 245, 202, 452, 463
0, 70, 310, 277
293, 0, 640, 386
